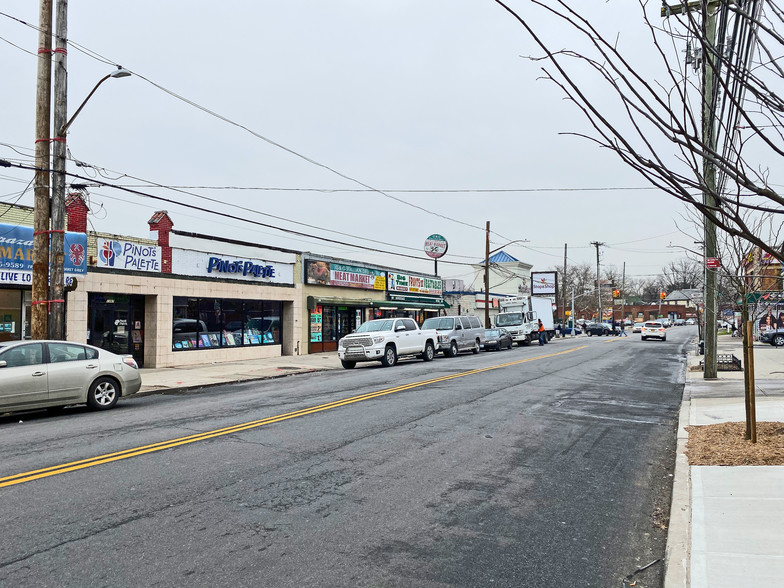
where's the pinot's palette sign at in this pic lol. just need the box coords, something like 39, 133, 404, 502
96, 238, 161, 272
0, 222, 87, 285
171, 248, 293, 284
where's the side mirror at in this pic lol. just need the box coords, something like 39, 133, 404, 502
0, 360, 6, 368
395, 324, 406, 332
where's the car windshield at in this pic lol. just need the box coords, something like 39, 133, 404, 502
355, 319, 395, 333
495, 312, 523, 327
485, 329, 500, 337
421, 317, 455, 330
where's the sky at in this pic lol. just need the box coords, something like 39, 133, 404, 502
1, 0, 701, 289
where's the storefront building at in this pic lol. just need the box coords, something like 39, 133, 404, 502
0, 207, 87, 342
64, 202, 301, 368
302, 255, 446, 353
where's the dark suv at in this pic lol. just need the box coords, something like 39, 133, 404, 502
759, 328, 784, 347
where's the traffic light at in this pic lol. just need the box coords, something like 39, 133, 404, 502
613, 289, 620, 298
660, 291, 667, 299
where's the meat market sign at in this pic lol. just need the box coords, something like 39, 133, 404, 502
424, 234, 448, 259
305, 260, 386, 290
388, 272, 442, 296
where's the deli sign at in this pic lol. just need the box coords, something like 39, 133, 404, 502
388, 272, 442, 296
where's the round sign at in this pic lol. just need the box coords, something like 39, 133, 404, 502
424, 234, 448, 259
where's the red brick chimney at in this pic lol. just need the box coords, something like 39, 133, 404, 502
148, 211, 174, 273
65, 192, 89, 233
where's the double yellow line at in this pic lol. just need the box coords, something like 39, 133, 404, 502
0, 345, 586, 488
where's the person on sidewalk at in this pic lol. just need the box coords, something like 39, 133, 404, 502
538, 319, 546, 346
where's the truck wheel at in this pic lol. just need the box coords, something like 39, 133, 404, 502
447, 340, 459, 358
472, 339, 480, 354
422, 341, 435, 362
341, 360, 356, 369
381, 345, 397, 367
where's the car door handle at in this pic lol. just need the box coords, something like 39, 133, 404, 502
86, 364, 98, 369
32, 371, 46, 377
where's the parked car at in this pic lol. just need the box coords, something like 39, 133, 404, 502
585, 322, 611, 336
0, 340, 141, 413
421, 315, 485, 357
338, 318, 437, 368
632, 322, 644, 333
759, 328, 784, 347
686, 318, 696, 325
482, 328, 513, 351
641, 321, 667, 341
562, 326, 582, 335
674, 318, 686, 326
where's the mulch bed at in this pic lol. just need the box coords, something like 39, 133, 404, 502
685, 422, 784, 465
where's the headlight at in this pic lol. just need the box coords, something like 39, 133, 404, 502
339, 339, 345, 348
373, 336, 385, 344
438, 334, 449, 343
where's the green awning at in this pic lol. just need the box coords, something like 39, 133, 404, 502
370, 300, 449, 311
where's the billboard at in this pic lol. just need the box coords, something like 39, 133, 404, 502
305, 260, 386, 290
387, 272, 442, 296
531, 271, 557, 296
0, 222, 87, 285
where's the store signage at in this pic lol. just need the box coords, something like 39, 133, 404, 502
96, 238, 161, 272
388, 272, 442, 296
531, 271, 558, 295
305, 260, 386, 290
706, 257, 721, 269
171, 248, 293, 284
424, 234, 448, 259
0, 222, 87, 285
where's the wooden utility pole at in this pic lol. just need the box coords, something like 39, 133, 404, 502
662, 0, 719, 378
591, 241, 604, 321
484, 221, 491, 328
49, 0, 68, 340
32, 0, 53, 340
621, 261, 626, 323
562, 244, 567, 336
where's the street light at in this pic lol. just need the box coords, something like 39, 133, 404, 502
48, 66, 131, 340
483, 223, 529, 328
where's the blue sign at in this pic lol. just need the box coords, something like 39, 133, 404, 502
0, 223, 87, 274
207, 256, 275, 278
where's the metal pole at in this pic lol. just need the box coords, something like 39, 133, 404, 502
32, 0, 53, 340
49, 0, 67, 340
562, 243, 567, 337
571, 286, 575, 338
484, 221, 491, 328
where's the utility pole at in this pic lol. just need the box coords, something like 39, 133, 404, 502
621, 261, 626, 324
49, 0, 68, 340
484, 221, 490, 328
562, 243, 567, 337
662, 1, 719, 377
32, 0, 54, 340
591, 241, 604, 321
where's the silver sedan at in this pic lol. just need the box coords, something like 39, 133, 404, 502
0, 340, 141, 413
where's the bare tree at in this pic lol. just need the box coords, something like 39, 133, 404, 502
493, 0, 784, 261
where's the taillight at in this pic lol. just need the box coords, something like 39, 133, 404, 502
122, 356, 139, 369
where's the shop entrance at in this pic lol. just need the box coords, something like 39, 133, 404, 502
309, 305, 363, 353
88, 293, 146, 367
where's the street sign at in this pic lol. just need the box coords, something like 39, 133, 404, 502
424, 234, 448, 259
706, 257, 721, 269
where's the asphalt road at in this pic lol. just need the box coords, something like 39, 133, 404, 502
0, 327, 696, 588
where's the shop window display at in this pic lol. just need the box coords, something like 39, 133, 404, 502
172, 296, 282, 351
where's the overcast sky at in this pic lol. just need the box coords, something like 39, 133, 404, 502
1, 1, 700, 287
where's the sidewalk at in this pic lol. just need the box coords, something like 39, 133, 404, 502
137, 352, 342, 395
665, 336, 784, 587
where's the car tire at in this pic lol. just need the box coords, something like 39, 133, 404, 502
642, 336, 647, 341
447, 340, 459, 358
422, 341, 435, 362
662, 337, 667, 341
381, 345, 397, 367
472, 339, 480, 354
341, 360, 356, 369
87, 377, 120, 410
774, 335, 784, 347
588, 331, 593, 337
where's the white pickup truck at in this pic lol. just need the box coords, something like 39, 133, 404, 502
338, 317, 438, 369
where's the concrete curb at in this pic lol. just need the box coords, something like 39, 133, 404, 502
134, 366, 333, 397
664, 389, 692, 588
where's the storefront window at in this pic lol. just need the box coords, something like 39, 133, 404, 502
0, 289, 22, 342
172, 296, 282, 351
322, 306, 336, 342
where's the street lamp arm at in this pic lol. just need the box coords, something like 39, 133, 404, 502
488, 239, 529, 255
59, 67, 131, 136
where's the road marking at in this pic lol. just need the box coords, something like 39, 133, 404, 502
0, 345, 587, 488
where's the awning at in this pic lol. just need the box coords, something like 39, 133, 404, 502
370, 300, 449, 311
307, 296, 377, 310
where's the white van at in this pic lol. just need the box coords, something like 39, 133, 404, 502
421, 315, 485, 357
